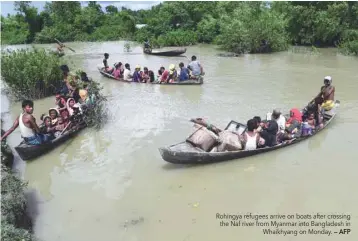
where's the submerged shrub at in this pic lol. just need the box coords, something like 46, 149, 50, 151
72, 70, 110, 130
1, 48, 64, 100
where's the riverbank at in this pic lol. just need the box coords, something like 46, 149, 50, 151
1, 130, 36, 241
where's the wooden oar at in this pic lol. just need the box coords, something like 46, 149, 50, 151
59, 121, 72, 136
54, 38, 75, 52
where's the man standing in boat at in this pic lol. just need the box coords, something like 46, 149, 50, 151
144, 39, 151, 53
56, 43, 65, 54
1, 100, 50, 145
316, 76, 335, 113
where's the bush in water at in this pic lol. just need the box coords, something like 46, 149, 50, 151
1, 48, 64, 100
71, 70, 110, 130
1, 166, 36, 241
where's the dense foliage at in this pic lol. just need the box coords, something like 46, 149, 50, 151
1, 130, 36, 241
1, 1, 357, 55
1, 48, 64, 99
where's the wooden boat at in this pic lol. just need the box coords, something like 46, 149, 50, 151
143, 48, 187, 57
97, 67, 204, 85
159, 100, 340, 164
15, 123, 86, 161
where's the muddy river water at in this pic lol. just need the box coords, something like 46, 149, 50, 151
1, 41, 358, 241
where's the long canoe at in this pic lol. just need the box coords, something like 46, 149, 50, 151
97, 67, 204, 85
15, 123, 86, 161
159, 100, 340, 164
144, 48, 186, 57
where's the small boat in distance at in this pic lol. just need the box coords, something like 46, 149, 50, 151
143, 48, 187, 57
159, 100, 340, 164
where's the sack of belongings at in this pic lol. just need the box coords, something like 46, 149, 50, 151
186, 124, 219, 152
216, 130, 242, 152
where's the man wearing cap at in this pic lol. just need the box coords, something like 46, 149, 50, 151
316, 76, 335, 112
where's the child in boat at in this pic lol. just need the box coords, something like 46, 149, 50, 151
40, 115, 55, 139
53, 117, 67, 138
60, 109, 70, 126
301, 115, 313, 136
306, 112, 316, 129
49, 108, 59, 126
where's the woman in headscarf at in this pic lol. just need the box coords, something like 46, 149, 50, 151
168, 64, 178, 83
282, 108, 303, 140
66, 98, 76, 116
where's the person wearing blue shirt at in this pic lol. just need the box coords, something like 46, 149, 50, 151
179, 62, 189, 81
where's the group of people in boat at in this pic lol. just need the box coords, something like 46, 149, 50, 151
101, 53, 204, 83
240, 76, 335, 151
191, 76, 336, 152
0, 65, 95, 146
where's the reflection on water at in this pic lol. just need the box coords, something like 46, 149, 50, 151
2, 42, 358, 241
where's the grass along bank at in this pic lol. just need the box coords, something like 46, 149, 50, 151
1, 129, 37, 241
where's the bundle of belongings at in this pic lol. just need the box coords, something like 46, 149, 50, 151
186, 121, 243, 153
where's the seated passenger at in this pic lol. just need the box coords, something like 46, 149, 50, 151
60, 109, 70, 126
141, 67, 150, 83
253, 116, 263, 133
49, 108, 59, 126
285, 108, 302, 136
187, 55, 204, 78
149, 70, 156, 83
179, 62, 190, 81
54, 117, 66, 138
133, 65, 142, 82
159, 67, 169, 83
260, 120, 278, 147
112, 63, 122, 79
168, 64, 178, 83
301, 115, 313, 136
55, 92, 67, 112
306, 112, 316, 129
39, 115, 55, 139
66, 98, 76, 116
269, 109, 286, 133
241, 119, 260, 151
123, 63, 133, 81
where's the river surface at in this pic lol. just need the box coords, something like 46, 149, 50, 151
1, 41, 358, 241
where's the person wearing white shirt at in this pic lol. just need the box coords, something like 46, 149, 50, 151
123, 63, 133, 81
267, 109, 286, 133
